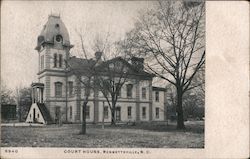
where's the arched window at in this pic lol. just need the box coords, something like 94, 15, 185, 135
126, 84, 133, 98
68, 81, 73, 96
55, 82, 63, 97
54, 53, 57, 67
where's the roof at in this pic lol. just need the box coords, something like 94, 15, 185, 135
36, 15, 71, 49
37, 103, 53, 124
66, 56, 154, 79
95, 57, 154, 78
31, 82, 44, 88
152, 86, 166, 92
66, 56, 96, 74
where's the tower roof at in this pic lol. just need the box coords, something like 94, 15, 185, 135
36, 15, 71, 50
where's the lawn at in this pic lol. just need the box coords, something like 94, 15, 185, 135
1, 121, 204, 148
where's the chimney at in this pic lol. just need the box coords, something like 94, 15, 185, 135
131, 57, 144, 71
95, 51, 102, 60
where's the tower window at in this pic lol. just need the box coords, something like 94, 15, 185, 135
55, 82, 62, 97
54, 53, 57, 67
142, 87, 146, 99
59, 54, 63, 67
55, 24, 59, 28
41, 55, 44, 70
155, 91, 159, 102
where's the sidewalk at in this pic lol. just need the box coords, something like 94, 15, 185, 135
1, 122, 45, 127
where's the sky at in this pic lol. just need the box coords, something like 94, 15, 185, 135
1, 1, 154, 90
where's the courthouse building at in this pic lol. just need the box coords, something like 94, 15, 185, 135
26, 15, 167, 124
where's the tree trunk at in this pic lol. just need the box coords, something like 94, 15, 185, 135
110, 100, 117, 126
111, 109, 116, 125
102, 101, 105, 129
80, 102, 87, 134
176, 87, 185, 129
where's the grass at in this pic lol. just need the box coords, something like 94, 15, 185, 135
1, 121, 204, 148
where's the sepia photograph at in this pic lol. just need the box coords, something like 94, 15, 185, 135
1, 0, 205, 149
1, 0, 249, 159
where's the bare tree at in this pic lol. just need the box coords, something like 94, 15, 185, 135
66, 29, 121, 131
15, 86, 32, 122
1, 82, 15, 105
191, 65, 205, 99
95, 57, 129, 125
66, 33, 97, 134
90, 33, 130, 126
92, 32, 111, 55
166, 66, 205, 121
120, 1, 205, 129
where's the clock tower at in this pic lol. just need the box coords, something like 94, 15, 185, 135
35, 15, 73, 122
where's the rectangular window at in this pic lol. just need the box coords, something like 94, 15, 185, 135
68, 81, 73, 96
115, 83, 121, 97
55, 82, 62, 97
118, 89, 121, 97
69, 106, 72, 119
84, 88, 91, 97
127, 106, 132, 119
104, 106, 108, 119
126, 84, 133, 98
116, 107, 121, 121
142, 87, 146, 99
54, 53, 57, 67
142, 107, 146, 118
86, 106, 90, 119
155, 107, 159, 119
59, 54, 63, 68
155, 91, 159, 102
41, 55, 44, 70
55, 107, 60, 123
